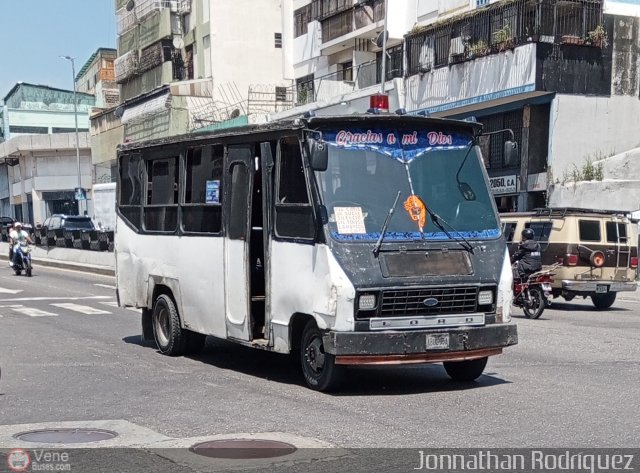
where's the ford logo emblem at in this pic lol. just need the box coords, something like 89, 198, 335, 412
423, 297, 439, 307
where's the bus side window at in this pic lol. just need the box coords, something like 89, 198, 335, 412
118, 153, 143, 230
183, 145, 223, 234
525, 221, 553, 251
275, 137, 315, 240
502, 222, 517, 242
144, 157, 179, 233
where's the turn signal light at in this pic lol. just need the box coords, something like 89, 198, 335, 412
631, 257, 638, 269
590, 250, 606, 268
566, 254, 579, 266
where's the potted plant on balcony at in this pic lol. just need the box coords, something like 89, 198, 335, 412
586, 24, 608, 48
493, 23, 514, 52
467, 40, 490, 59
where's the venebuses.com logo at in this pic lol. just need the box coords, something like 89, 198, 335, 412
6, 449, 31, 472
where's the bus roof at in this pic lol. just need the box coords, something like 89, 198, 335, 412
117, 114, 482, 153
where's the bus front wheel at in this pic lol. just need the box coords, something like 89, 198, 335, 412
300, 320, 344, 392
152, 294, 186, 356
443, 357, 488, 382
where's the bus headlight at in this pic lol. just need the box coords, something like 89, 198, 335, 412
478, 290, 493, 306
358, 293, 377, 311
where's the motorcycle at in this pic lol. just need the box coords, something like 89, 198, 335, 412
12, 243, 33, 277
513, 264, 559, 319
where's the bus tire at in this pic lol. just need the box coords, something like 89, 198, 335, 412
152, 294, 186, 356
443, 357, 488, 382
591, 292, 616, 309
141, 308, 154, 344
300, 320, 344, 392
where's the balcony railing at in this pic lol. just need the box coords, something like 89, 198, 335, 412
321, 0, 385, 43
261, 56, 403, 114
406, 0, 604, 75
116, 0, 191, 35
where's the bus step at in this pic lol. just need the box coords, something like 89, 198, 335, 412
251, 295, 266, 302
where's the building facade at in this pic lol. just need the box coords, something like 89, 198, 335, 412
0, 83, 95, 222
273, 0, 640, 212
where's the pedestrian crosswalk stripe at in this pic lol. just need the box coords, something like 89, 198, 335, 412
12, 306, 58, 317
94, 283, 116, 290
51, 303, 111, 315
0, 286, 23, 294
100, 301, 119, 307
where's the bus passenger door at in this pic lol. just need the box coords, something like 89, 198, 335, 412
224, 145, 253, 341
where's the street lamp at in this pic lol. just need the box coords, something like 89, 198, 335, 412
60, 55, 83, 215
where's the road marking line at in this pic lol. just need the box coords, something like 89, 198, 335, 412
51, 303, 111, 315
94, 284, 116, 290
0, 287, 23, 294
100, 301, 119, 307
0, 296, 111, 302
99, 301, 141, 313
13, 307, 58, 317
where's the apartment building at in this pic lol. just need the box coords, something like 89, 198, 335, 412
90, 0, 287, 182
0, 83, 95, 222
274, 0, 640, 212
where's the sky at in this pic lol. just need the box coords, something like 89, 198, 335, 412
0, 0, 117, 98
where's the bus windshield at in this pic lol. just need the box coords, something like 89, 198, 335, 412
313, 126, 500, 242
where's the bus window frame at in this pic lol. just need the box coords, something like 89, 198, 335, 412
142, 148, 181, 235
273, 135, 317, 243
181, 143, 225, 236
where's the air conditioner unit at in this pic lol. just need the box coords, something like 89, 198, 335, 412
169, 0, 179, 12
450, 37, 465, 55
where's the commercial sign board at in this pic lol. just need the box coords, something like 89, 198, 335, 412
490, 175, 518, 195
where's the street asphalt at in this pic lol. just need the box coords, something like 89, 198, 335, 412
0, 264, 639, 458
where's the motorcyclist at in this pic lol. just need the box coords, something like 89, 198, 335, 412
9, 222, 33, 268
511, 228, 542, 280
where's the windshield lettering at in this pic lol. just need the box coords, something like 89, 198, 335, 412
428, 131, 453, 146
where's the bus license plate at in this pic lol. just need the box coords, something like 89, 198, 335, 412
426, 333, 450, 350
596, 285, 609, 293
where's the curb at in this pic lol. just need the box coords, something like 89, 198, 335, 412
0, 254, 115, 277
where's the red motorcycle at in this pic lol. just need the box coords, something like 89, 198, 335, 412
513, 265, 558, 319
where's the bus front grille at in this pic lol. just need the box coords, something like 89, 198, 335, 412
377, 287, 478, 317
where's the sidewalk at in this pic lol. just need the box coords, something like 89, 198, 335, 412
0, 242, 115, 276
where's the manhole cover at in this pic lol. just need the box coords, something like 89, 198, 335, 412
190, 439, 297, 459
14, 428, 118, 444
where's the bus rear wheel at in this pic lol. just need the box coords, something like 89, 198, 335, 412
443, 357, 488, 382
591, 292, 616, 309
300, 320, 343, 392
152, 294, 186, 356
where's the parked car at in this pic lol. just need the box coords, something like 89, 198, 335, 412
40, 215, 95, 247
0, 216, 33, 231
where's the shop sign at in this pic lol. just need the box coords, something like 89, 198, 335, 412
527, 172, 548, 192
490, 175, 518, 195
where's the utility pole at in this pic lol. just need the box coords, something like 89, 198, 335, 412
60, 55, 83, 215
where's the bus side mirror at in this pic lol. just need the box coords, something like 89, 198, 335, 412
504, 141, 518, 167
307, 137, 328, 171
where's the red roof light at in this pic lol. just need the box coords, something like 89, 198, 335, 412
370, 94, 389, 112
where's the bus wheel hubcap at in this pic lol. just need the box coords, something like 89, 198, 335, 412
305, 337, 325, 373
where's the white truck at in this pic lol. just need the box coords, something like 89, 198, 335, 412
91, 183, 116, 231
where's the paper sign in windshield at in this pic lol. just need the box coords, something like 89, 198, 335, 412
335, 207, 366, 234
205, 180, 220, 203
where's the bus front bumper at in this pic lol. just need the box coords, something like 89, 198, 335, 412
323, 323, 518, 366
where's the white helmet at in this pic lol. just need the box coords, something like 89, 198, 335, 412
14, 222, 22, 228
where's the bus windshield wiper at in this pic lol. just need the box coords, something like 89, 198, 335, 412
424, 206, 475, 253
372, 191, 401, 258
